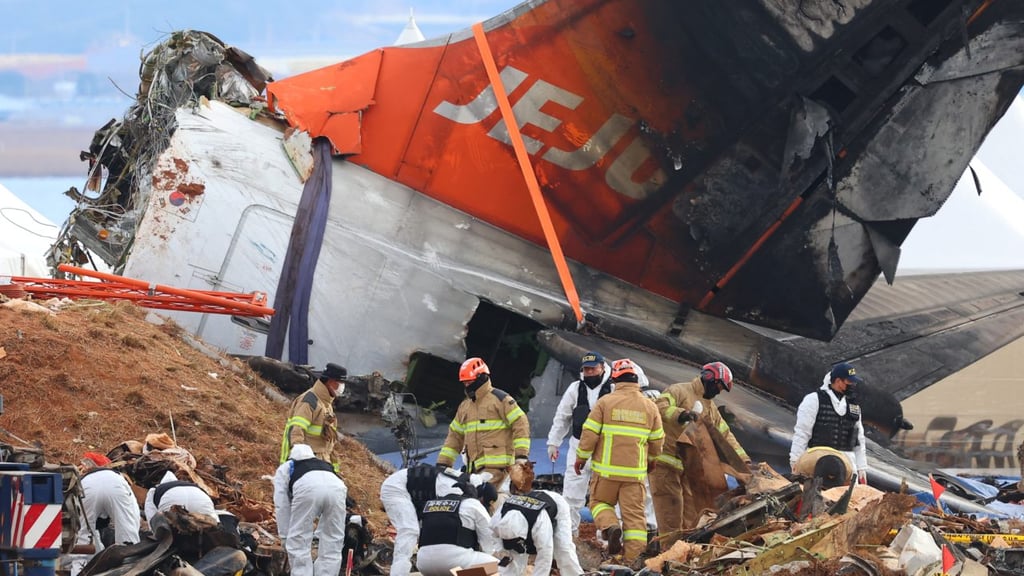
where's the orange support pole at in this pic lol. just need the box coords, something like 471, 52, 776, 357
55, 264, 274, 316
472, 22, 586, 327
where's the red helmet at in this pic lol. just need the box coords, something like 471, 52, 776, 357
610, 358, 638, 381
459, 357, 490, 383
701, 361, 733, 392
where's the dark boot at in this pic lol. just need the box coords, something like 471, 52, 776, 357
603, 525, 623, 556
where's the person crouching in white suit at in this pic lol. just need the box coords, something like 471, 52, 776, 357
491, 489, 583, 576
415, 482, 500, 576
273, 444, 348, 576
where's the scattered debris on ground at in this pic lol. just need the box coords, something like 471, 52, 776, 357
5, 297, 1024, 575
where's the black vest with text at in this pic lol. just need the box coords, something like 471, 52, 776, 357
418, 497, 479, 549
500, 491, 557, 554
571, 380, 612, 439
406, 465, 475, 518
808, 390, 858, 452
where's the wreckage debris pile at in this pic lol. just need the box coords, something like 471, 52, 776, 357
0, 298, 391, 534
6, 296, 1024, 575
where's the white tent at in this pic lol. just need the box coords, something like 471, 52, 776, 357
0, 182, 57, 277
394, 9, 425, 46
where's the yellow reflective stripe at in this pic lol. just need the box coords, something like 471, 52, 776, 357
661, 393, 676, 407
306, 425, 323, 435
449, 420, 467, 433
576, 448, 593, 459
512, 438, 530, 450
591, 461, 647, 478
649, 427, 665, 441
624, 529, 647, 542
279, 431, 292, 464
463, 420, 510, 433
655, 453, 684, 470
439, 446, 460, 460
287, 416, 312, 431
506, 407, 525, 423
661, 393, 679, 418
600, 424, 653, 439
591, 503, 615, 517
582, 418, 602, 434
473, 454, 513, 468
714, 421, 748, 457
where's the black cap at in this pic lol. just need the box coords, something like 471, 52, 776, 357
320, 363, 347, 382
830, 362, 863, 384
581, 351, 605, 368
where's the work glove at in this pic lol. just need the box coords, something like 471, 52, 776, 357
435, 462, 449, 472
573, 458, 586, 476
857, 470, 868, 485
547, 445, 559, 462
515, 456, 529, 465
677, 400, 704, 423
676, 410, 699, 424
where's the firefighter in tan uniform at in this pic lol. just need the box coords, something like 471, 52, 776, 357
280, 363, 346, 469
574, 359, 664, 561
651, 361, 749, 534
437, 358, 531, 491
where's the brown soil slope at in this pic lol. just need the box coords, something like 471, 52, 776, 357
0, 300, 390, 532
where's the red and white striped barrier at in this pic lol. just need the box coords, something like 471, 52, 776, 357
6, 476, 62, 549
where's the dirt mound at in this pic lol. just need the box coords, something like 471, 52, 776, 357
0, 300, 391, 534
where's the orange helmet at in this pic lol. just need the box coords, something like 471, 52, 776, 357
610, 358, 638, 382
459, 357, 490, 383
701, 361, 733, 392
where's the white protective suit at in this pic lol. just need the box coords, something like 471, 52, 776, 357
491, 490, 583, 576
144, 471, 219, 524
547, 362, 658, 533
273, 444, 348, 576
380, 466, 489, 576
789, 373, 868, 477
546, 363, 610, 533
70, 469, 141, 576
416, 496, 498, 576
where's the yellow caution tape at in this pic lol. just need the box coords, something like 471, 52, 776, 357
940, 533, 1024, 545
888, 530, 1024, 546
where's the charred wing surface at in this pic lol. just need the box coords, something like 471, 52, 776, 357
781, 270, 1024, 402
666, 1, 1024, 339
665, 271, 1024, 439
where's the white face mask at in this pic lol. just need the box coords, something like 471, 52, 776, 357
336, 383, 346, 397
